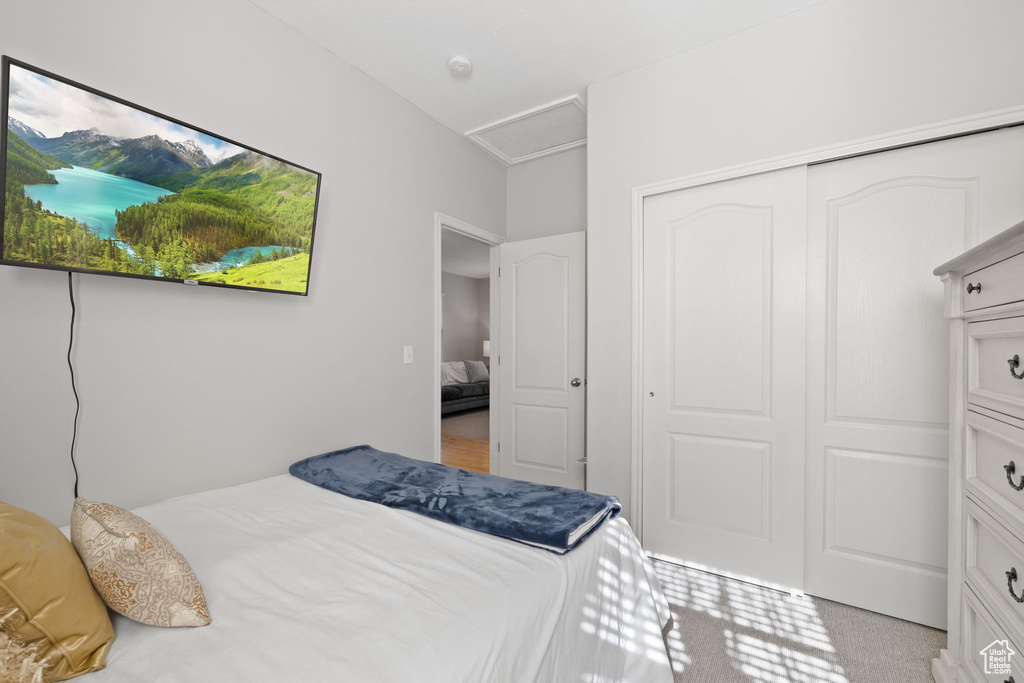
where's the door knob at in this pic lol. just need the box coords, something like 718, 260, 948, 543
571, 377, 582, 387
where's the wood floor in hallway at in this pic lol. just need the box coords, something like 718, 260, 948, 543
441, 435, 489, 473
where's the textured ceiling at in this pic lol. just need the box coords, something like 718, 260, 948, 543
442, 229, 491, 279
248, 0, 824, 137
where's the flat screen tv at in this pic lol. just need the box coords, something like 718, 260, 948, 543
0, 57, 321, 295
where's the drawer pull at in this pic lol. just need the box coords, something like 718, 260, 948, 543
1008, 567, 1024, 602
967, 282, 983, 294
1011, 355, 1024, 379
1005, 461, 1024, 491
1007, 677, 1015, 683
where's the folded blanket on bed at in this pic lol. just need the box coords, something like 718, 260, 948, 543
289, 445, 620, 554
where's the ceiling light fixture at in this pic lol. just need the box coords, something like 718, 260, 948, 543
447, 55, 473, 78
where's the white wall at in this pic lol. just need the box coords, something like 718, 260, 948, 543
506, 147, 587, 241
0, 0, 506, 525
441, 272, 487, 362
586, 0, 1024, 517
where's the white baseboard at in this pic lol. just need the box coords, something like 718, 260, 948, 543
932, 649, 958, 683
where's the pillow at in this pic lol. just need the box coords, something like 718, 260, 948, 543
0, 609, 46, 683
464, 360, 490, 383
71, 498, 211, 628
0, 500, 114, 681
441, 360, 469, 386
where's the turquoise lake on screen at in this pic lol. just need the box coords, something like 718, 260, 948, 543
24, 166, 174, 239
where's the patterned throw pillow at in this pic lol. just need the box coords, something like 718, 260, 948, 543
71, 498, 211, 628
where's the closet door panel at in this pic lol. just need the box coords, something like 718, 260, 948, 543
829, 179, 967, 426
669, 207, 769, 415
642, 166, 807, 590
805, 126, 1024, 629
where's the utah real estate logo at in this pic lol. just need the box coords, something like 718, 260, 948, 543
980, 639, 1015, 675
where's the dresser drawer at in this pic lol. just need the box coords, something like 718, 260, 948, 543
967, 410, 1024, 527
966, 497, 1024, 635
969, 317, 1024, 418
962, 586, 1024, 683
964, 250, 1024, 312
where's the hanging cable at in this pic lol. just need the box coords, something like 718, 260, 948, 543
67, 272, 80, 498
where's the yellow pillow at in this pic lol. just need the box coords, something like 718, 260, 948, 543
71, 498, 211, 628
0, 500, 114, 681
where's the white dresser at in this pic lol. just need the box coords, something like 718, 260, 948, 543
935, 218, 1024, 683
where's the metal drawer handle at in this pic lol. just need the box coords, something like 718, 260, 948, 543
1011, 355, 1024, 380
1005, 461, 1024, 491
1008, 567, 1024, 602
967, 282, 982, 294
1007, 676, 1015, 683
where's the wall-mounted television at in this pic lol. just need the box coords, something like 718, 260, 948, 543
1, 56, 321, 295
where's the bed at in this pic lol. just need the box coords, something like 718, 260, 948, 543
82, 474, 675, 682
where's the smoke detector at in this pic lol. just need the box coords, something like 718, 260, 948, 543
447, 55, 473, 77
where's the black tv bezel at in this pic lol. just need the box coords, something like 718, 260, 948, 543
0, 55, 322, 297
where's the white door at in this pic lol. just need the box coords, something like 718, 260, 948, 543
497, 232, 586, 489
805, 126, 1024, 628
642, 166, 808, 590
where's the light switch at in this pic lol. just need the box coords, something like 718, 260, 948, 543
403, 346, 413, 364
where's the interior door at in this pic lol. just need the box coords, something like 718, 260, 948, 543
642, 166, 807, 590
804, 126, 1024, 628
497, 232, 586, 489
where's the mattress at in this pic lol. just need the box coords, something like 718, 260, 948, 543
85, 475, 674, 682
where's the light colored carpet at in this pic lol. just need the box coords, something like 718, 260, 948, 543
653, 559, 946, 682
440, 408, 489, 441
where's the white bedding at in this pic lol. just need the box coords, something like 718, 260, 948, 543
86, 475, 674, 682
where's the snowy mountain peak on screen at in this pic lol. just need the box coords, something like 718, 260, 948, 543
169, 139, 212, 167
7, 116, 46, 140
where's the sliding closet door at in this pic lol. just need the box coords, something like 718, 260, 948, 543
804, 126, 1024, 628
642, 166, 807, 590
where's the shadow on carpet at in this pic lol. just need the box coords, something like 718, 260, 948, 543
653, 559, 945, 682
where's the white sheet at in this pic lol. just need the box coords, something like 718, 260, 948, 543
86, 475, 674, 682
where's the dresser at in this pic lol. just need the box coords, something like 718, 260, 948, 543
935, 218, 1024, 683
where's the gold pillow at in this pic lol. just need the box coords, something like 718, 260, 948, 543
71, 498, 211, 628
0, 500, 114, 681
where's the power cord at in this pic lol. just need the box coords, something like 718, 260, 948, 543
67, 272, 80, 498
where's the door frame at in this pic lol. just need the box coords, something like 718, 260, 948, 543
433, 212, 505, 470
629, 104, 1024, 541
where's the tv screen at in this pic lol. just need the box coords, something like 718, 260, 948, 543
1, 57, 321, 295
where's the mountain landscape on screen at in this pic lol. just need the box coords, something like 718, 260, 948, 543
26, 126, 214, 178
2, 63, 320, 294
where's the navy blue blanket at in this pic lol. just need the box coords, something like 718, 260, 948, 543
289, 445, 620, 554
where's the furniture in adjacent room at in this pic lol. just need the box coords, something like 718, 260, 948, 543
440, 360, 490, 414
934, 218, 1024, 683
